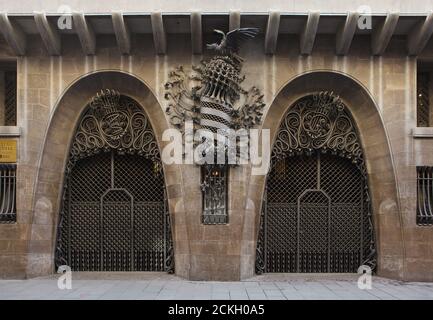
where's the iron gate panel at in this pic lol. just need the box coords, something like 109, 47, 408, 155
256, 92, 376, 274
261, 153, 370, 273
134, 202, 166, 271
265, 204, 297, 273
55, 91, 174, 273
68, 152, 111, 271
101, 189, 133, 271
298, 190, 331, 273
61, 152, 170, 272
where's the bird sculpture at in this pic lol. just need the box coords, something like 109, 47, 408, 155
206, 28, 259, 60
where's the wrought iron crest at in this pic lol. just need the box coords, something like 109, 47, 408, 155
68, 89, 161, 170
271, 92, 364, 168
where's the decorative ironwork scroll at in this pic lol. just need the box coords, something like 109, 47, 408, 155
271, 92, 364, 167
165, 28, 265, 225
55, 90, 174, 273
68, 89, 160, 167
256, 92, 377, 274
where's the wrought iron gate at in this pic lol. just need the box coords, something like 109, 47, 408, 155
55, 90, 174, 272
255, 92, 376, 274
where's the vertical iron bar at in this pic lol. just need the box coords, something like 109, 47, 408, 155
417, 168, 423, 221
67, 179, 72, 268
163, 188, 167, 271
427, 167, 432, 219
6, 168, 11, 214
100, 192, 104, 271
263, 185, 268, 273
317, 152, 321, 189
296, 193, 301, 273
111, 151, 115, 188
0, 168, 6, 214
0, 168, 3, 214
422, 168, 428, 217
327, 195, 331, 273
360, 177, 364, 266
130, 193, 134, 271
11, 166, 16, 214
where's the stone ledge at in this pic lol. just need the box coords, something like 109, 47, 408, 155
412, 127, 433, 138
0, 126, 21, 137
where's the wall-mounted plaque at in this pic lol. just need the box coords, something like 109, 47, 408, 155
0, 139, 17, 163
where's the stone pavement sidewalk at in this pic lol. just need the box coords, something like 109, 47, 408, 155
0, 272, 432, 300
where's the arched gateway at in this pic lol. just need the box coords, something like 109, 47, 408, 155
54, 90, 174, 272
256, 92, 376, 274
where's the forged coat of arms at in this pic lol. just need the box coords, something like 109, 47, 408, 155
165, 27, 265, 161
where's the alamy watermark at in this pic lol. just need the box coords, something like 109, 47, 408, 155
357, 265, 373, 290
161, 121, 270, 175
57, 5, 72, 30
357, 5, 372, 30
57, 265, 72, 290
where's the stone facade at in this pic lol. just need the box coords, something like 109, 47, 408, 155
1, 4, 433, 281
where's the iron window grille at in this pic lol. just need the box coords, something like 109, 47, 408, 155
416, 166, 433, 225
201, 164, 228, 224
4, 71, 17, 126
417, 72, 430, 127
0, 164, 16, 223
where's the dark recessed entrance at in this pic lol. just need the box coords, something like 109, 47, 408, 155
55, 90, 174, 272
255, 92, 376, 274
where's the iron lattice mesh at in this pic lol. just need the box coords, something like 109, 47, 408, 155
417, 72, 430, 127
260, 153, 372, 273
69, 152, 112, 202
113, 154, 164, 202
102, 189, 133, 271
320, 153, 362, 203
4, 71, 17, 126
58, 151, 170, 272
267, 155, 317, 204
265, 205, 297, 273
298, 191, 330, 273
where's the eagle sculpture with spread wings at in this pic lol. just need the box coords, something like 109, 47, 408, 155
206, 28, 260, 56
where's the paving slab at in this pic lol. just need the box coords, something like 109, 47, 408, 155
0, 273, 432, 300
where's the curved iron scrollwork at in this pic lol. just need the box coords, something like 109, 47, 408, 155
55, 90, 174, 273
255, 92, 377, 274
68, 89, 160, 168
271, 92, 363, 168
